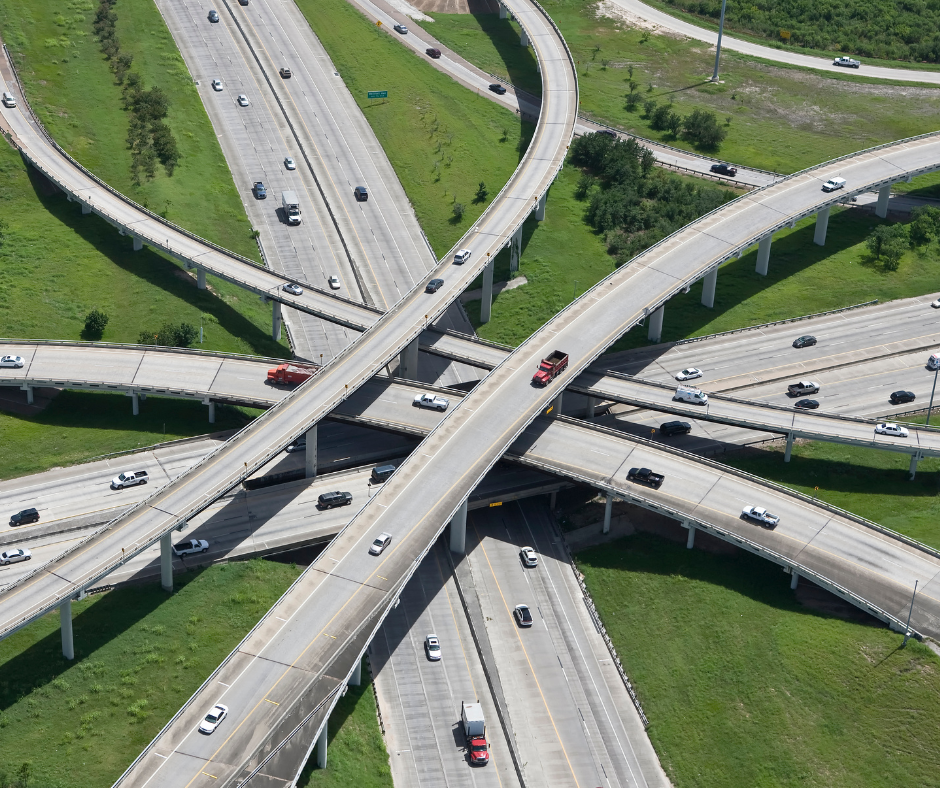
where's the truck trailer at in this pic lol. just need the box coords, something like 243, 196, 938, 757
281, 190, 302, 225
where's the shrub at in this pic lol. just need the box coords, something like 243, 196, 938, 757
866, 224, 909, 270
452, 202, 465, 220
83, 309, 109, 337
138, 322, 199, 348
682, 109, 726, 149
909, 205, 940, 247
473, 181, 488, 204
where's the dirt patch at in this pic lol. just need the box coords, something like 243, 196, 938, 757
596, 0, 689, 39
406, 0, 499, 13
174, 267, 217, 294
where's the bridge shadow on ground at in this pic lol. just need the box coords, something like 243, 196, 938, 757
469, 12, 543, 98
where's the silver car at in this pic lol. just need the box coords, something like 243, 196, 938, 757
0, 355, 24, 368
424, 634, 441, 661
0, 548, 31, 566
199, 703, 228, 734
370, 532, 392, 555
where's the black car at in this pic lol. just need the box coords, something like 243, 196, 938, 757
354, 185, 368, 202
890, 390, 916, 405
317, 491, 353, 509
488, 83, 507, 95
792, 335, 817, 348
710, 163, 737, 177
279, 67, 292, 79
426, 278, 444, 293
426, 47, 442, 59
253, 181, 267, 199
794, 399, 819, 410
9, 508, 39, 527
659, 420, 692, 437
208, 9, 219, 22
596, 129, 617, 139
238, 0, 249, 5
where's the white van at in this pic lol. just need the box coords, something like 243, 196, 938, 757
1, 92, 16, 108
674, 386, 708, 405
928, 352, 940, 371
821, 177, 846, 192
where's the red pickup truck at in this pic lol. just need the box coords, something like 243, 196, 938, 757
266, 363, 317, 385
532, 350, 568, 386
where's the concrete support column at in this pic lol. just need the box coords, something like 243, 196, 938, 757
449, 500, 468, 554
349, 658, 362, 687
790, 570, 800, 591
131, 390, 139, 416
207, 401, 216, 424
549, 490, 557, 510
272, 300, 282, 341
499, 2, 508, 18
509, 225, 523, 273
305, 425, 318, 480
197, 267, 207, 290
399, 337, 419, 381
686, 523, 696, 549
161, 532, 173, 593
60, 599, 74, 660
133, 236, 143, 252
586, 396, 596, 419
535, 192, 547, 222
603, 494, 613, 535
876, 185, 891, 219
814, 206, 830, 246
909, 451, 922, 481
701, 268, 717, 308
647, 304, 664, 343
552, 390, 564, 417
520, 27, 529, 47
81, 202, 91, 215
316, 719, 328, 770
755, 234, 772, 276
22, 384, 33, 406
480, 256, 496, 325
784, 432, 794, 463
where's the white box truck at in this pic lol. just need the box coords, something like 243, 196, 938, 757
928, 352, 940, 371
281, 190, 301, 225
674, 386, 708, 405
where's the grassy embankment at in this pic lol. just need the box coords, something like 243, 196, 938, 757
577, 534, 940, 788
0, 562, 305, 788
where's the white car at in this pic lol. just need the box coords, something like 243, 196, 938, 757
0, 355, 24, 368
0, 548, 31, 566
284, 156, 296, 170
519, 546, 538, 567
111, 469, 149, 489
453, 249, 472, 264
369, 532, 392, 555
741, 505, 780, 528
675, 367, 702, 382
173, 538, 209, 557
1, 92, 16, 108
424, 634, 441, 661
282, 282, 303, 296
328, 275, 341, 290
413, 392, 449, 411
211, 79, 223, 91
237, 94, 249, 107
931, 299, 940, 309
875, 422, 909, 438
199, 703, 228, 734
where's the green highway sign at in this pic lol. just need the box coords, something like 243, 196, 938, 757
367, 90, 388, 99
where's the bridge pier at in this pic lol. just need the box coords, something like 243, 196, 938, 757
81, 202, 91, 215
272, 300, 282, 341
133, 236, 143, 252
509, 224, 522, 273
586, 396, 596, 419
450, 499, 468, 554
784, 432, 794, 462
909, 451, 923, 480
790, 570, 800, 590
686, 522, 696, 549
161, 532, 174, 592
22, 384, 33, 405
755, 233, 772, 276
647, 304, 664, 343
534, 192, 547, 222
552, 390, 564, 417
131, 390, 140, 416
305, 425, 318, 480
399, 337, 419, 380
603, 494, 613, 534
349, 657, 362, 687
520, 26, 530, 47
876, 185, 891, 219
549, 490, 557, 510
701, 268, 718, 308
499, 2, 508, 18
480, 256, 496, 324
197, 267, 207, 290
316, 718, 328, 769
61, 599, 74, 660
814, 206, 830, 246
207, 400, 216, 424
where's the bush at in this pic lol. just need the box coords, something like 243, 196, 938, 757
909, 205, 940, 247
83, 309, 109, 337
473, 181, 488, 204
866, 224, 909, 271
682, 109, 726, 149
138, 322, 199, 348
452, 202, 465, 220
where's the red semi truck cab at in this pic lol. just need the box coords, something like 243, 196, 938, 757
532, 350, 568, 386
266, 364, 317, 385
468, 737, 490, 765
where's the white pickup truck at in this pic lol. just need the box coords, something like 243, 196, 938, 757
741, 505, 780, 528
413, 392, 449, 411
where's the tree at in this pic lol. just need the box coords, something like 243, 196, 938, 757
682, 109, 727, 149
866, 224, 909, 270
139, 322, 198, 347
909, 205, 940, 247
649, 103, 672, 130
83, 309, 109, 337
665, 110, 684, 137
452, 202, 465, 221
473, 181, 488, 204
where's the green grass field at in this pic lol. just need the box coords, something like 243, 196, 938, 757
0, 0, 258, 257
577, 533, 940, 788
423, 1, 940, 173
0, 561, 302, 788
292, 0, 533, 257
0, 390, 260, 481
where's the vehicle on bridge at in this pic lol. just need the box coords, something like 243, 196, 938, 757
513, 604, 533, 627
928, 352, 940, 370
279, 67, 292, 79
453, 248, 472, 264
111, 470, 149, 489
792, 335, 817, 348
627, 467, 664, 488
674, 386, 708, 405
267, 363, 316, 385
0, 548, 31, 566
794, 399, 819, 409
675, 367, 702, 381
281, 190, 301, 224
890, 390, 915, 405
787, 380, 820, 396
519, 546, 538, 567
741, 505, 780, 528
875, 422, 909, 437
532, 349, 568, 386
821, 177, 846, 192
317, 491, 353, 509
413, 392, 449, 411
199, 703, 228, 734
253, 181, 266, 199
173, 539, 209, 556
424, 634, 441, 661
211, 79, 223, 92
425, 278, 444, 293
207, 9, 219, 22
369, 532, 392, 555
0, 355, 24, 368
9, 508, 39, 527
461, 701, 489, 766
659, 420, 692, 436
282, 282, 303, 296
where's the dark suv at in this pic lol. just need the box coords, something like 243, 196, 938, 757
354, 185, 368, 202
9, 508, 39, 527
890, 390, 915, 405
318, 491, 353, 509
710, 163, 737, 177
371, 464, 396, 483
659, 421, 692, 437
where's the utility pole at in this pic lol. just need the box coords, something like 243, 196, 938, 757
711, 0, 728, 82
902, 579, 918, 646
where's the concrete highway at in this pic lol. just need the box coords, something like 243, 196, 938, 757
605, 0, 940, 85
